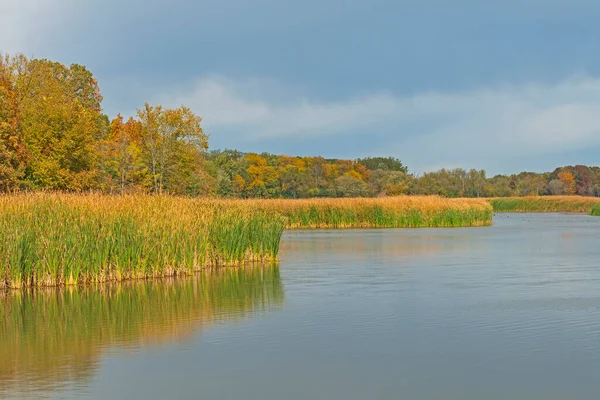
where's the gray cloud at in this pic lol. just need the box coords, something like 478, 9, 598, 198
4, 0, 600, 174
156, 75, 600, 173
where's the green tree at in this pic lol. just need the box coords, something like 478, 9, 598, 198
138, 103, 208, 194
336, 173, 368, 197
356, 156, 407, 172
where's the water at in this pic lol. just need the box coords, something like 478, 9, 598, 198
2, 213, 600, 399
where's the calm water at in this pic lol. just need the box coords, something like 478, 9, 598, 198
2, 213, 600, 399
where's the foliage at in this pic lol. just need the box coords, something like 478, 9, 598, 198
137, 103, 208, 195
0, 55, 28, 190
356, 156, 407, 172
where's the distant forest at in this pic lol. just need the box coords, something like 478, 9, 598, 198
1, 53, 598, 198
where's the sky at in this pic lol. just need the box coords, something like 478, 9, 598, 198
2, 0, 600, 174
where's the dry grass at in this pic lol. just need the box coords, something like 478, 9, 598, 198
240, 196, 493, 229
489, 196, 600, 213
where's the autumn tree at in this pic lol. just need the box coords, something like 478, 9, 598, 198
547, 179, 565, 195
16, 58, 105, 190
557, 171, 576, 195
245, 153, 279, 197
0, 53, 28, 191
138, 103, 208, 194
104, 114, 144, 193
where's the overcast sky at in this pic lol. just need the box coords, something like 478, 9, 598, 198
2, 0, 600, 174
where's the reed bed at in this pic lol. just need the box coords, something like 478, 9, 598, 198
0, 193, 286, 289
239, 196, 493, 229
489, 196, 600, 213
0, 266, 283, 394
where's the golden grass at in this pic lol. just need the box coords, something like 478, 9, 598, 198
240, 196, 493, 229
489, 196, 600, 213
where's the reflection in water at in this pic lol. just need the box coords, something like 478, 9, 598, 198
0, 265, 283, 398
280, 229, 482, 262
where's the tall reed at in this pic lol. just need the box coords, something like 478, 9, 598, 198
0, 194, 285, 289
238, 196, 493, 229
489, 196, 600, 213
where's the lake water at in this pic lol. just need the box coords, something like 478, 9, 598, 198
2, 213, 600, 399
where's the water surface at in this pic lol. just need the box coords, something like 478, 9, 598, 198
2, 213, 600, 399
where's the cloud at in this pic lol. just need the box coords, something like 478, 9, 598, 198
0, 0, 75, 55
155, 75, 600, 173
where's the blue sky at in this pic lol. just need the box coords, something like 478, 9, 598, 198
2, 0, 600, 174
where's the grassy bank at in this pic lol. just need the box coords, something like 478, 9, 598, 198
248, 196, 493, 229
489, 196, 600, 213
0, 266, 283, 395
0, 194, 285, 289
592, 203, 600, 216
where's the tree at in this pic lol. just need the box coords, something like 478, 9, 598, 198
18, 58, 103, 190
548, 179, 565, 195
557, 171, 576, 195
104, 114, 144, 193
356, 156, 407, 172
336, 173, 368, 197
245, 153, 279, 197
368, 170, 409, 196
0, 53, 28, 191
138, 103, 208, 194
307, 156, 327, 194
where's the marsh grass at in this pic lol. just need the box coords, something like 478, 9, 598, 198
244, 196, 493, 229
489, 196, 600, 213
0, 194, 286, 288
591, 203, 600, 216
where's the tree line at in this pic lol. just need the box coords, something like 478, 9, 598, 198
1, 53, 598, 198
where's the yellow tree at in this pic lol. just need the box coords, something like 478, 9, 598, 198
232, 174, 246, 197
245, 153, 278, 197
104, 114, 144, 193
138, 103, 208, 194
558, 171, 576, 195
17, 58, 104, 190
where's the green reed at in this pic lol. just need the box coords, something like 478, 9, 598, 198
489, 196, 600, 213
